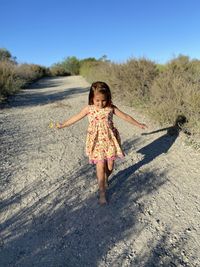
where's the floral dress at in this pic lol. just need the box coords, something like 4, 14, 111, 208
86, 105, 125, 164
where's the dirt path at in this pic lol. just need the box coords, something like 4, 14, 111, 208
0, 76, 200, 267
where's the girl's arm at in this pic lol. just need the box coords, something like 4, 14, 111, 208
113, 105, 147, 129
57, 106, 89, 129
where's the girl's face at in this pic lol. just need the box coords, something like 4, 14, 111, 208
93, 92, 107, 109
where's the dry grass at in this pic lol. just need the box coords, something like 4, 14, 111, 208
0, 61, 23, 100
0, 61, 48, 101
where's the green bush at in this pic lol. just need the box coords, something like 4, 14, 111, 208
50, 56, 80, 76
60, 56, 80, 75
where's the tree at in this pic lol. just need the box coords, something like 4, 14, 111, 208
0, 48, 17, 63
61, 56, 80, 75
98, 55, 110, 62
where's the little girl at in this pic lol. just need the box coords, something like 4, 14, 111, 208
57, 81, 147, 205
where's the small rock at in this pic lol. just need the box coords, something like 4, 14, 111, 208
148, 209, 153, 215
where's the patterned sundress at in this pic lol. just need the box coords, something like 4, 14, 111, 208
86, 105, 125, 164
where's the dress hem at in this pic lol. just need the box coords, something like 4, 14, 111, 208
89, 154, 125, 164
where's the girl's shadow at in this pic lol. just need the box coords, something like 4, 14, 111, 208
109, 115, 188, 192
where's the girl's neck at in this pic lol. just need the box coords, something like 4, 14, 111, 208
94, 105, 107, 111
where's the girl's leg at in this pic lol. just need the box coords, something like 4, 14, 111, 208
105, 160, 114, 188
96, 162, 107, 205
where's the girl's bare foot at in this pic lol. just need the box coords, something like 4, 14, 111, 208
99, 191, 107, 205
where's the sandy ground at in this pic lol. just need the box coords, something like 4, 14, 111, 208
0, 75, 200, 267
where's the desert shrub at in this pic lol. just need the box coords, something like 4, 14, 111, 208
0, 59, 49, 101
151, 73, 190, 123
79, 58, 98, 79
0, 61, 23, 100
15, 64, 34, 82
29, 64, 48, 78
150, 56, 200, 137
80, 60, 110, 82
156, 64, 167, 73
120, 58, 158, 103
167, 55, 200, 83
17, 64, 46, 79
14, 64, 49, 88
50, 64, 71, 76
190, 60, 200, 83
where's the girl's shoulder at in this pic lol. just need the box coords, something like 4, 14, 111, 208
110, 104, 117, 108
82, 105, 89, 110
87, 104, 94, 111
87, 105, 97, 114
110, 104, 118, 113
79, 105, 90, 115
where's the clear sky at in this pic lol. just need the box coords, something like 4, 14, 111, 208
1, 0, 200, 67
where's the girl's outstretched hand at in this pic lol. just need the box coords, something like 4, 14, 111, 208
55, 122, 63, 129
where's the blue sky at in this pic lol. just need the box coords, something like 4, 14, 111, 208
1, 0, 200, 67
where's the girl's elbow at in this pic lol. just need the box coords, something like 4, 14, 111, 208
125, 115, 132, 121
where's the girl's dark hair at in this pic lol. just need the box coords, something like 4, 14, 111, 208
88, 81, 112, 106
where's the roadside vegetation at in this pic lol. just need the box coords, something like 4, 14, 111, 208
1, 48, 200, 147
0, 48, 49, 102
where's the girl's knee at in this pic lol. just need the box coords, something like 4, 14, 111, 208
96, 162, 105, 172
96, 162, 106, 184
